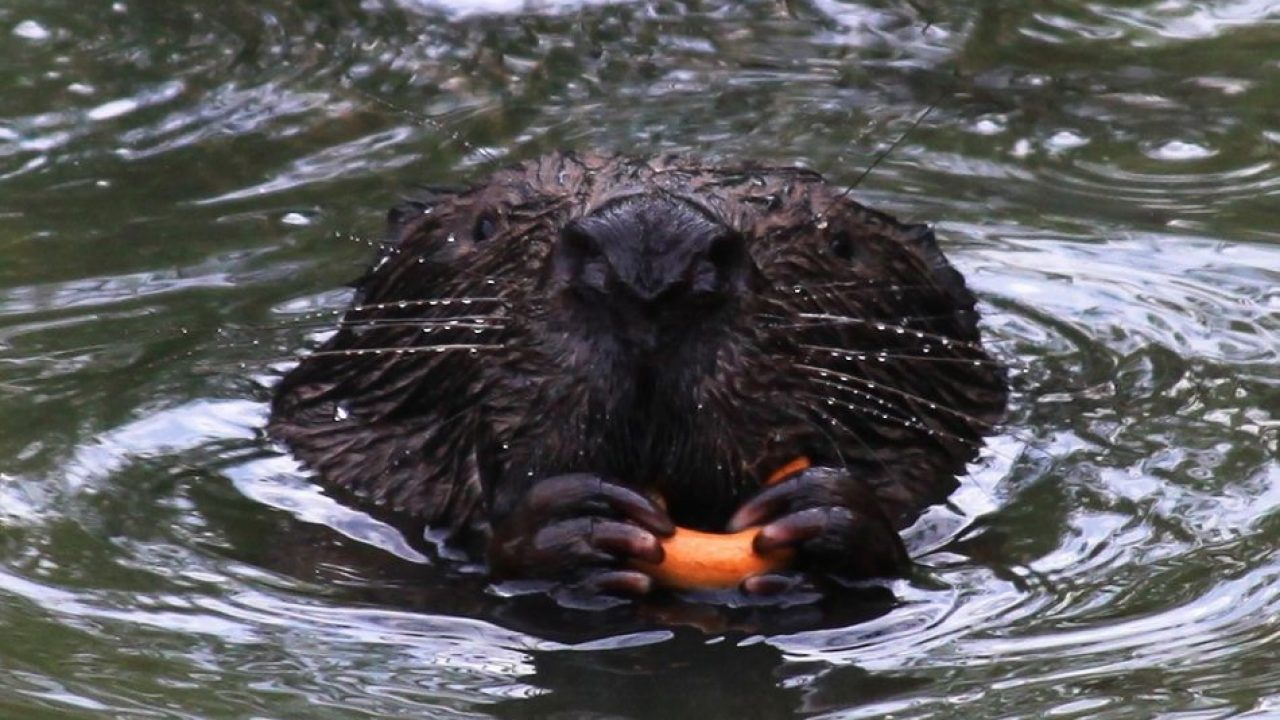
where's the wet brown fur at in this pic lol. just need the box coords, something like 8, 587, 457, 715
268, 152, 1007, 547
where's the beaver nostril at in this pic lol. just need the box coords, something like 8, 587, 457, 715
556, 224, 611, 293
561, 225, 601, 261
688, 232, 747, 297
556, 195, 745, 304
706, 234, 739, 271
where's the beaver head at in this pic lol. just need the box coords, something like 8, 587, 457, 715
269, 152, 1006, 544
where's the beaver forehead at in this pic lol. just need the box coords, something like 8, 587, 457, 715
476, 152, 831, 232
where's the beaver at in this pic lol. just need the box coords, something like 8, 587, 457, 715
268, 151, 1007, 598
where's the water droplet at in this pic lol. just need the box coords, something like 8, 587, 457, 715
446, 234, 457, 243
468, 348, 478, 356
281, 212, 310, 226
334, 404, 351, 421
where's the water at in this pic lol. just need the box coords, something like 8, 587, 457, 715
2, 1, 1278, 717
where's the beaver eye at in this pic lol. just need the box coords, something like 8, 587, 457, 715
830, 231, 854, 260
473, 212, 498, 242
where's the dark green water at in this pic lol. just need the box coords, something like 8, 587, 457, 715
2, 1, 1278, 717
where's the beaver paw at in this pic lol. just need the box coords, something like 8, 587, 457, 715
726, 466, 910, 592
487, 473, 675, 597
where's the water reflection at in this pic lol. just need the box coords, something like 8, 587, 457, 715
1, 0, 1278, 717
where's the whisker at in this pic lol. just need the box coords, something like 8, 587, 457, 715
797, 363, 999, 429
772, 280, 942, 294
787, 313, 1000, 352
799, 343, 1015, 369
344, 297, 509, 314
342, 75, 502, 165
808, 376, 986, 450
800, 352, 1040, 461
298, 344, 503, 359
252, 315, 506, 332
269, 297, 509, 326
818, 385, 1021, 466
818, 95, 940, 222
803, 405, 895, 477
337, 319, 506, 331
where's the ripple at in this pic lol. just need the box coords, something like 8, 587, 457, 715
396, 0, 629, 16
1, 0, 1280, 717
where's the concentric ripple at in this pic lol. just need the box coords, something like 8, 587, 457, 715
1, 0, 1278, 718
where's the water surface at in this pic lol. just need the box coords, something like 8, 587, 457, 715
1, 1, 1278, 718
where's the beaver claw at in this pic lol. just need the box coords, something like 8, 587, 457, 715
727, 466, 910, 585
487, 473, 675, 594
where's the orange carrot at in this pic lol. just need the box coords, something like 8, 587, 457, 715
635, 527, 791, 590
637, 457, 810, 591
766, 456, 811, 486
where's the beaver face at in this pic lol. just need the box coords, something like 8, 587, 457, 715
269, 152, 1006, 545
475, 190, 814, 529
544, 194, 752, 397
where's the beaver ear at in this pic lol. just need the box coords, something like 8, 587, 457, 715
343, 187, 466, 293
896, 222, 974, 308
386, 186, 463, 239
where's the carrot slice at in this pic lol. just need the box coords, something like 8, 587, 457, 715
634, 527, 793, 591
765, 456, 810, 486
636, 457, 810, 591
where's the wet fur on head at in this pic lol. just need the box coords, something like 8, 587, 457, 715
269, 152, 1007, 537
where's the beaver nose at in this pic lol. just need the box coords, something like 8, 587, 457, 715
555, 195, 747, 304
